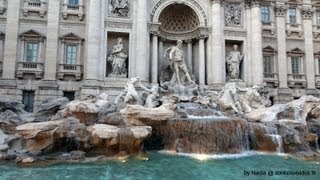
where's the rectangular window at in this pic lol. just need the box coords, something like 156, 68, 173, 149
288, 8, 297, 24
317, 11, 320, 26
263, 56, 273, 73
22, 91, 35, 113
291, 57, 300, 74
64, 91, 75, 101
66, 45, 77, 64
261, 6, 270, 23
68, 0, 79, 5
26, 42, 38, 62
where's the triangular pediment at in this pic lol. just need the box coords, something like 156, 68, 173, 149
61, 33, 83, 41
263, 46, 276, 53
290, 48, 304, 54
20, 30, 44, 38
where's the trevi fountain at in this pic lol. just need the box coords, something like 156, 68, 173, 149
0, 40, 319, 179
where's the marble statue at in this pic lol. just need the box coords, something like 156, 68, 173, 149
166, 40, 194, 85
110, 0, 129, 17
226, 45, 244, 80
107, 37, 128, 77
218, 83, 245, 114
225, 4, 241, 26
114, 77, 150, 105
242, 85, 271, 111
218, 83, 271, 114
143, 86, 160, 108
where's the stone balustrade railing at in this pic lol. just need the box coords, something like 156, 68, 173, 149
263, 73, 279, 87
288, 73, 307, 88
286, 23, 303, 37
16, 61, 44, 79
58, 64, 82, 80
22, 0, 47, 18
62, 3, 84, 21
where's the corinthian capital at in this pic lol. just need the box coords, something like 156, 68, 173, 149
301, 7, 313, 19
274, 5, 287, 17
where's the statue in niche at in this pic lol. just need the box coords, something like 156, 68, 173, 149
165, 40, 195, 85
225, 4, 241, 26
107, 37, 128, 77
110, 0, 129, 17
158, 40, 198, 102
226, 45, 244, 80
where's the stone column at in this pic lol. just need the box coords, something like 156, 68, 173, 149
44, 0, 61, 80
134, 0, 149, 81
198, 37, 206, 86
251, 1, 264, 85
275, 4, 288, 88
245, 3, 252, 86
186, 39, 193, 72
211, 0, 225, 85
84, 0, 101, 81
2, 0, 21, 79
151, 32, 159, 84
302, 6, 315, 89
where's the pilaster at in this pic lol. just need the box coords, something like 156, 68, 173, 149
250, 1, 264, 85
210, 0, 225, 85
134, 0, 149, 81
84, 0, 102, 81
44, 0, 61, 80
302, 6, 315, 89
2, 0, 21, 79
275, 4, 288, 88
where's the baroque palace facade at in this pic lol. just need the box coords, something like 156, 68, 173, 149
0, 0, 320, 112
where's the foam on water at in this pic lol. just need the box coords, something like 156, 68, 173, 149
159, 150, 289, 160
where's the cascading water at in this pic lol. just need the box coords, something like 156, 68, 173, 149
164, 103, 250, 154
164, 118, 250, 154
249, 123, 284, 153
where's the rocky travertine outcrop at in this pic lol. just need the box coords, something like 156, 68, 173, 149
0, 110, 23, 134
0, 129, 9, 152
16, 118, 88, 155
245, 96, 320, 125
120, 104, 175, 126
63, 93, 111, 125
87, 124, 152, 154
0, 98, 27, 115
34, 97, 70, 122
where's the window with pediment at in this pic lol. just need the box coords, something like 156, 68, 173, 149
19, 30, 45, 63
287, 48, 304, 74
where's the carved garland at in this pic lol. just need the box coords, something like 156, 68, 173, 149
151, 0, 208, 25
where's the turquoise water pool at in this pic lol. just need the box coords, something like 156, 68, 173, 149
0, 152, 319, 180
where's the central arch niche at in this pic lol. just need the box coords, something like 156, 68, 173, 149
159, 4, 200, 33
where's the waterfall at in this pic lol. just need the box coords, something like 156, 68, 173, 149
164, 118, 250, 154
249, 123, 284, 154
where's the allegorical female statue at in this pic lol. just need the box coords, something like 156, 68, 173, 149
226, 44, 244, 80
107, 37, 128, 77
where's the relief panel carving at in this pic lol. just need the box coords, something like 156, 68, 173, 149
108, 0, 130, 17
225, 3, 242, 27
